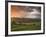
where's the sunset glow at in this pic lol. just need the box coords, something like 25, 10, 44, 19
11, 5, 41, 18
11, 6, 26, 18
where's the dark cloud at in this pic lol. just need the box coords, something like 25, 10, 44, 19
11, 5, 41, 12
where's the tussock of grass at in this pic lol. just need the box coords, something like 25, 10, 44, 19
11, 21, 41, 31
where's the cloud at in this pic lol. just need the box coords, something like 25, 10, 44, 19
24, 9, 41, 19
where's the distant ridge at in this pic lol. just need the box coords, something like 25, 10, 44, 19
11, 17, 41, 23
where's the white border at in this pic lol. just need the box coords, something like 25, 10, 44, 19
8, 2, 44, 35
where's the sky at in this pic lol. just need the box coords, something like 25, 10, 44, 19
11, 5, 41, 19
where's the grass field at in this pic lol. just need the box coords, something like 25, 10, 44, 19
11, 18, 41, 31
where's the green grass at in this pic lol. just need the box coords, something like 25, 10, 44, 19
11, 21, 41, 31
